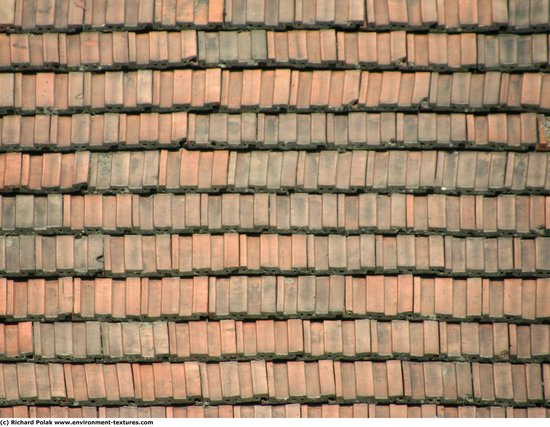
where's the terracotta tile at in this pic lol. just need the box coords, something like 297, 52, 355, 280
365, 360, 388, 401
0, 2, 548, 415
150, 363, 173, 401
268, 362, 289, 401
524, 363, 544, 401
391, 320, 410, 355
512, 327, 529, 360
284, 361, 306, 399
133, 363, 155, 402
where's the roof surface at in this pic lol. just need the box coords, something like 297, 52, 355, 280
0, 0, 549, 419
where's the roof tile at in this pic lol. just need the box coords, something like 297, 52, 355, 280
0, 0, 548, 418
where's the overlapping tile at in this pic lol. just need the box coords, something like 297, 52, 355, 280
0, 0, 225, 30
0, 193, 547, 236
186, 111, 542, 150
3, 149, 549, 194
0, 319, 539, 362
1, 30, 549, 72
0, 112, 188, 150
0, 232, 548, 276
0, 360, 549, 405
0, 0, 548, 419
1, 276, 549, 322
0, 112, 544, 151
1, 0, 548, 31
1, 71, 550, 113
2, 404, 549, 418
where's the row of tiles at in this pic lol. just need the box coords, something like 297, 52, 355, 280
2, 193, 548, 237
0, 234, 549, 275
208, 31, 550, 70
0, 0, 547, 30
0, 360, 548, 403
1, 404, 548, 419
3, 30, 550, 71
89, 150, 550, 194
0, 112, 543, 151
2, 276, 548, 321
2, 150, 549, 194
1, 70, 549, 112
184, 111, 547, 149
2, 319, 548, 361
